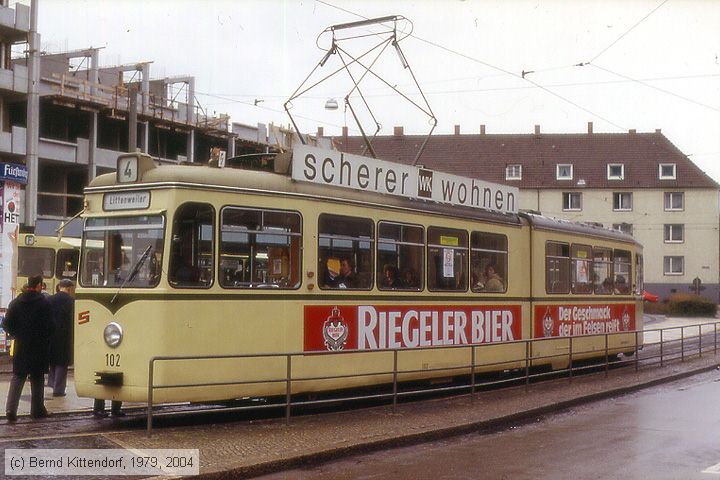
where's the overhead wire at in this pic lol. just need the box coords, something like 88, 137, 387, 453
314, 0, 628, 131
314, 0, 720, 166
588, 0, 671, 63
589, 65, 720, 114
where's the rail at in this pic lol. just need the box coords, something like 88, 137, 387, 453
146, 321, 719, 433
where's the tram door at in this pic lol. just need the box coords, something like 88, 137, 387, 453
169, 202, 215, 287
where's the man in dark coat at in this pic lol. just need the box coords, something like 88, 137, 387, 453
2, 275, 54, 421
48, 279, 75, 397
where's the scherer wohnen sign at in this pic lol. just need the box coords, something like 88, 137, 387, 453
291, 144, 518, 215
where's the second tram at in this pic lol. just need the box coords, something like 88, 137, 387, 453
17, 233, 79, 293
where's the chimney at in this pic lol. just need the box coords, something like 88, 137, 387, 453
655, 128, 662, 133
317, 126, 324, 137
628, 129, 636, 134
480, 124, 486, 135
394, 126, 404, 136
454, 125, 460, 135
534, 125, 540, 135
587, 122, 593, 134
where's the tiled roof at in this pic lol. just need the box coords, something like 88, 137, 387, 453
331, 131, 719, 189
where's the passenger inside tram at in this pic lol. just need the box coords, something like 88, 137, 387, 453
478, 263, 505, 292
381, 264, 401, 289
401, 267, 419, 288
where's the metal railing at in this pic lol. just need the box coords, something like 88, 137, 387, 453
145, 321, 720, 433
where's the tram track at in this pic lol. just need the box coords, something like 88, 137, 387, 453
2, 327, 715, 444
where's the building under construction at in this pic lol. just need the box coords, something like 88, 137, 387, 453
0, 1, 276, 237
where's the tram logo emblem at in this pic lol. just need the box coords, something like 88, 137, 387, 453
323, 306, 349, 351
622, 308, 630, 331
417, 169, 433, 199
542, 307, 554, 337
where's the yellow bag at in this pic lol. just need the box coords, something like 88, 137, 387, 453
8, 339, 14, 357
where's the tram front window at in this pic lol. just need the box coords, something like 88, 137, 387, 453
18, 247, 54, 279
80, 216, 164, 288
56, 248, 79, 280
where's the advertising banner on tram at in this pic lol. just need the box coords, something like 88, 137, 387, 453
534, 304, 636, 338
292, 144, 519, 215
304, 304, 522, 352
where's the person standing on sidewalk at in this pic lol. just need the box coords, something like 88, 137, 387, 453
2, 275, 54, 421
47, 279, 75, 397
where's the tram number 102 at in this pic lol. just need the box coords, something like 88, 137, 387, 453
105, 353, 121, 367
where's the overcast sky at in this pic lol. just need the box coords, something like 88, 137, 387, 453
29, 0, 720, 182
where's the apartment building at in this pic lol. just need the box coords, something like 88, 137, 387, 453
332, 123, 720, 302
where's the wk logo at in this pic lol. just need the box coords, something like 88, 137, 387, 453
417, 169, 433, 198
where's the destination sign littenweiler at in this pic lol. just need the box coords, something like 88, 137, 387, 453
291, 144, 518, 214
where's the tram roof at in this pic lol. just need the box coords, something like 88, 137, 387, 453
520, 212, 639, 246
87, 162, 639, 246
88, 163, 524, 226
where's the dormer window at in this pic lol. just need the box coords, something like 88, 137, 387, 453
659, 163, 676, 180
505, 164, 522, 180
607, 164, 624, 180
556, 164, 573, 180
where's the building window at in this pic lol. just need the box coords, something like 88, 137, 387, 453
664, 224, 684, 243
613, 192, 633, 211
612, 223, 633, 236
562, 192, 582, 211
659, 163, 676, 180
505, 164, 522, 180
556, 164, 573, 180
664, 256, 684, 275
664, 191, 684, 211
607, 163, 624, 180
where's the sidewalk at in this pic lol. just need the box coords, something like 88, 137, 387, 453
0, 315, 719, 479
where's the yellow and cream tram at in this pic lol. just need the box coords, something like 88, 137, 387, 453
17, 233, 79, 293
74, 148, 643, 404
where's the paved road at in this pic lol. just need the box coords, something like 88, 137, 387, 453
257, 369, 720, 480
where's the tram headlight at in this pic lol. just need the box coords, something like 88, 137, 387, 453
103, 322, 123, 348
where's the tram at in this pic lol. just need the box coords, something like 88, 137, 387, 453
74, 148, 643, 404
17, 233, 79, 293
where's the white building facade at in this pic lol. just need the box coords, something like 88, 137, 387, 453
334, 124, 720, 302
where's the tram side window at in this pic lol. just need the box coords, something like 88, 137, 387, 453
635, 253, 644, 295
546, 242, 570, 294
571, 244, 593, 294
377, 222, 423, 291
614, 249, 632, 295
56, 248, 79, 280
318, 214, 374, 290
219, 207, 302, 289
18, 247, 54, 279
428, 227, 468, 292
169, 203, 215, 288
593, 247, 613, 294
470, 232, 507, 293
